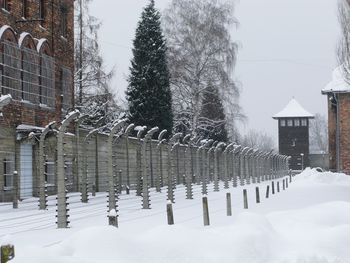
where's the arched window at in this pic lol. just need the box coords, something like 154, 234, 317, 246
0, 26, 21, 100
19, 33, 39, 103
61, 66, 72, 111
37, 39, 55, 108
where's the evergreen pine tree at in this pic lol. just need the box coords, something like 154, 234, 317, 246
198, 85, 228, 142
126, 0, 173, 134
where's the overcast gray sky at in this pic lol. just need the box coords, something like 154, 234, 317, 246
90, 0, 339, 142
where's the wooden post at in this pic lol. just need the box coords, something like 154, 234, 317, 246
1, 245, 15, 263
226, 193, 232, 216
167, 201, 174, 225
277, 181, 280, 193
271, 181, 275, 194
243, 189, 248, 209
283, 179, 285, 190
255, 187, 260, 203
266, 185, 270, 198
202, 196, 210, 226
286, 178, 289, 188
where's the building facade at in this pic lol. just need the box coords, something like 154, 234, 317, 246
0, 0, 74, 201
322, 67, 350, 174
273, 98, 314, 170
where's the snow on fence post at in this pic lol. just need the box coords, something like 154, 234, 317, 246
183, 135, 193, 199
1, 244, 15, 263
56, 110, 80, 229
124, 123, 135, 194
156, 130, 167, 192
255, 186, 260, 203
223, 143, 233, 189
135, 126, 147, 197
39, 121, 56, 210
214, 142, 225, 192
82, 128, 98, 203
107, 119, 126, 215
167, 200, 174, 225
266, 185, 270, 198
243, 189, 248, 209
142, 127, 159, 209
167, 133, 182, 203
226, 192, 232, 216
202, 196, 210, 226
12, 171, 18, 209
108, 209, 118, 228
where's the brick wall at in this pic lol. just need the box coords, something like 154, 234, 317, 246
327, 93, 350, 174
0, 0, 74, 128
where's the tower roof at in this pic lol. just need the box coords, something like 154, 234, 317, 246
273, 98, 314, 119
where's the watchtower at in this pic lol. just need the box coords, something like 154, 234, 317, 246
273, 98, 314, 170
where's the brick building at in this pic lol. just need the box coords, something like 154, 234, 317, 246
0, 0, 74, 201
273, 98, 314, 170
322, 67, 350, 174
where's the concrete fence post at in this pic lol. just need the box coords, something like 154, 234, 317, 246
255, 187, 260, 203
82, 128, 98, 203
56, 110, 80, 229
167, 200, 174, 225
156, 130, 167, 192
214, 142, 225, 192
266, 185, 270, 198
107, 119, 126, 214
202, 196, 210, 226
75, 115, 88, 192
183, 135, 193, 199
271, 181, 275, 195
223, 144, 233, 189
167, 133, 182, 203
142, 127, 159, 209
39, 121, 56, 210
108, 209, 118, 227
124, 123, 135, 194
277, 181, 280, 192
226, 192, 232, 216
12, 171, 18, 209
232, 145, 242, 188
135, 126, 146, 197
243, 189, 248, 209
286, 178, 289, 188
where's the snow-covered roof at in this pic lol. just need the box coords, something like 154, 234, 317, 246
16, 124, 44, 132
273, 98, 314, 119
322, 66, 350, 94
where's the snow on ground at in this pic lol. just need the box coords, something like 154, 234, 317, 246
1, 169, 350, 263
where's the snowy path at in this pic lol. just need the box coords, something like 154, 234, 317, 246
2, 169, 350, 263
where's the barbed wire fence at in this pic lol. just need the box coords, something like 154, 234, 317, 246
0, 111, 292, 233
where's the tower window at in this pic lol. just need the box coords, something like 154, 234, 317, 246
39, 0, 45, 21
287, 119, 293, 127
60, 5, 68, 38
301, 119, 307, 126
280, 119, 286, 127
294, 118, 300, 126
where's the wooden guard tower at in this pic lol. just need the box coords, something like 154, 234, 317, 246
273, 98, 314, 170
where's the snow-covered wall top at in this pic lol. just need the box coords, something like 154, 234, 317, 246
322, 66, 350, 94
273, 98, 314, 119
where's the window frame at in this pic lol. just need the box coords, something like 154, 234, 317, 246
280, 119, 286, 127
3, 157, 14, 189
287, 119, 293, 127
301, 118, 307, 126
294, 118, 300, 127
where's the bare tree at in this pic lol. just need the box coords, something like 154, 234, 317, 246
163, 0, 244, 138
309, 113, 328, 153
74, 0, 120, 126
337, 0, 350, 82
240, 129, 276, 152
